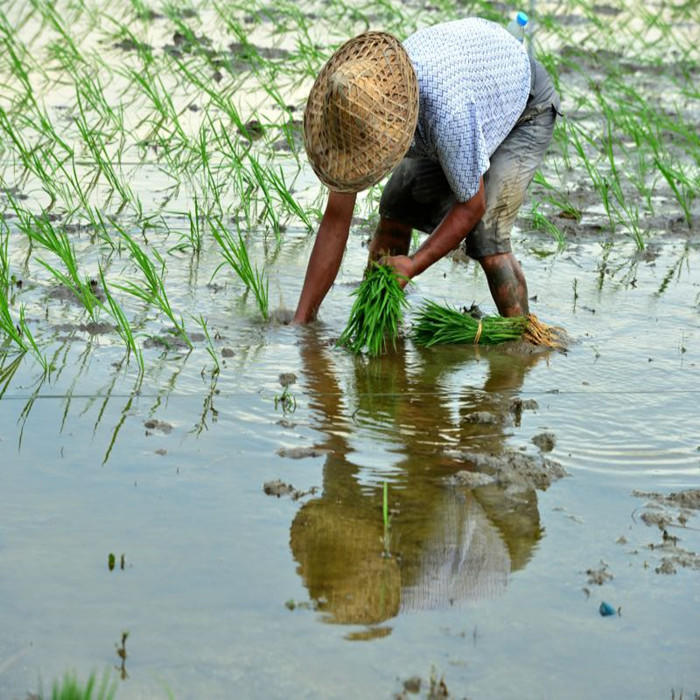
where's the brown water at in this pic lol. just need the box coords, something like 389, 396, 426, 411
1, 229, 699, 699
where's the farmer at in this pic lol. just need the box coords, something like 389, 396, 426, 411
292, 17, 561, 324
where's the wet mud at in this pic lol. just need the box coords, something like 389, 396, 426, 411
446, 448, 567, 492
633, 489, 700, 575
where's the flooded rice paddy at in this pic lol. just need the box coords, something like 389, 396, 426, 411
1, 0, 699, 698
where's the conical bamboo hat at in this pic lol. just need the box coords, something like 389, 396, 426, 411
304, 32, 418, 193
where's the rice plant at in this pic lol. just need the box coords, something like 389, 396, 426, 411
10, 201, 102, 319
412, 300, 562, 349
210, 216, 269, 320
99, 266, 144, 372
113, 228, 191, 348
337, 264, 408, 356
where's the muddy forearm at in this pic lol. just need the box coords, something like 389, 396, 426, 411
410, 178, 485, 276
293, 191, 356, 324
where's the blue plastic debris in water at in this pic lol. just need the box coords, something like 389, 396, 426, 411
599, 601, 616, 616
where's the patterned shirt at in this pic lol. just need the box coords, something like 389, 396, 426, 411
403, 18, 531, 202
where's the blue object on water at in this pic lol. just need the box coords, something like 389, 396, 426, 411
506, 11, 529, 42
599, 601, 616, 616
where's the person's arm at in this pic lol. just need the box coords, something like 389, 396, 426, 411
385, 177, 485, 285
293, 190, 357, 323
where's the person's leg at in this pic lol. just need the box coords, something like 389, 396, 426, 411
466, 105, 558, 315
478, 252, 530, 316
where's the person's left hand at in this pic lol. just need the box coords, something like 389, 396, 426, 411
383, 255, 415, 289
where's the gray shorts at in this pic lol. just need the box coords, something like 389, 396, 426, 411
379, 56, 561, 259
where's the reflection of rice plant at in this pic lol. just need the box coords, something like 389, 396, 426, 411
210, 217, 269, 320
381, 480, 391, 557
274, 385, 296, 414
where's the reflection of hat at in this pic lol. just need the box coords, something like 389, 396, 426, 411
290, 500, 400, 625
304, 32, 418, 193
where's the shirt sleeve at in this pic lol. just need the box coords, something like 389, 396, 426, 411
433, 101, 490, 202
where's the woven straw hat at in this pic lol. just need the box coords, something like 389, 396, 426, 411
304, 31, 419, 193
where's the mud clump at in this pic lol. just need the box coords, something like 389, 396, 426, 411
144, 419, 173, 435
445, 470, 496, 489
509, 397, 539, 426
586, 561, 613, 585
634, 489, 700, 511
263, 479, 318, 500
447, 448, 567, 491
532, 431, 556, 452
463, 411, 498, 425
278, 372, 297, 387
276, 446, 330, 459
53, 321, 115, 335
633, 489, 700, 575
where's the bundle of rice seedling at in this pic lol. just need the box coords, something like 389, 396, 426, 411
337, 264, 408, 356
412, 300, 562, 348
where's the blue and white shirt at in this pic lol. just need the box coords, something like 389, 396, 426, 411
403, 18, 531, 202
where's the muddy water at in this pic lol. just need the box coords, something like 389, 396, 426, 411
1, 228, 699, 699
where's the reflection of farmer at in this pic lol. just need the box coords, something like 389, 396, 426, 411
293, 18, 560, 324
289, 336, 544, 627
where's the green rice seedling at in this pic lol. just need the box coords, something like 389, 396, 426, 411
0, 353, 24, 398
99, 266, 143, 373
28, 0, 84, 65
169, 58, 253, 141
127, 0, 155, 21
655, 158, 694, 229
210, 216, 269, 320
0, 111, 63, 207
113, 228, 191, 348
73, 92, 134, 207
9, 199, 102, 318
0, 289, 29, 353
412, 300, 562, 348
0, 270, 48, 370
124, 67, 191, 161
529, 203, 566, 250
337, 264, 408, 357
567, 120, 617, 232
262, 163, 315, 231
381, 480, 391, 557
245, 153, 282, 236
